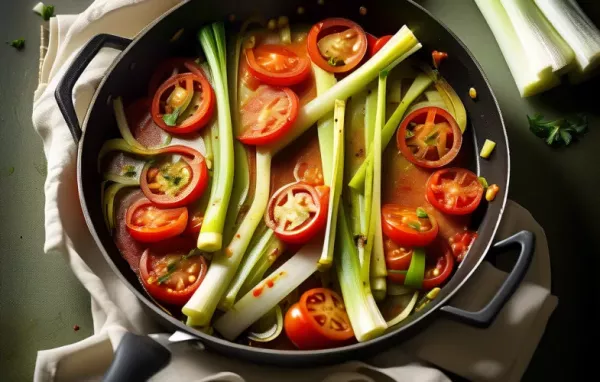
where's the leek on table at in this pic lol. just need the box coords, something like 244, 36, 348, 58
196, 23, 235, 251
214, 237, 323, 341
535, 0, 600, 74
348, 73, 432, 190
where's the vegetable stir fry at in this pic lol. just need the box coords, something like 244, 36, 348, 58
99, 15, 493, 350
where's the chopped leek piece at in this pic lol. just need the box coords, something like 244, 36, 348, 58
348, 73, 432, 190
314, 64, 338, 185
404, 247, 426, 289
214, 238, 322, 341
387, 283, 415, 296
247, 305, 283, 342
415, 287, 441, 312
196, 23, 235, 251
102, 183, 136, 231
239, 235, 285, 297
336, 206, 387, 342
478, 176, 489, 188
534, 0, 600, 73
113, 97, 145, 150
480, 139, 497, 158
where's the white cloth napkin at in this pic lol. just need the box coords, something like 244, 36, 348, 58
32, 1, 558, 381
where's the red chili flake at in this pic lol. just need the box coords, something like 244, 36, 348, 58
432, 50, 448, 69
73, 325, 80, 332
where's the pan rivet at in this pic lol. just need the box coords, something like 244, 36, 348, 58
297, 6, 305, 15
359, 6, 367, 16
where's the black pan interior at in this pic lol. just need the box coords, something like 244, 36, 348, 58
77, 0, 509, 365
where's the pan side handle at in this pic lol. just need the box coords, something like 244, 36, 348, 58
440, 230, 535, 328
55, 34, 131, 144
103, 332, 171, 382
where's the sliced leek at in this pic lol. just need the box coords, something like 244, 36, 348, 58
247, 305, 283, 342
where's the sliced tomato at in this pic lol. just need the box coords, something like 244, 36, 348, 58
387, 237, 455, 290
140, 145, 209, 208
384, 238, 414, 281
426, 168, 484, 215
368, 35, 393, 56
238, 85, 299, 146
293, 161, 324, 186
265, 182, 329, 244
186, 212, 203, 235
151, 63, 215, 134
139, 239, 207, 306
245, 44, 311, 87
284, 288, 354, 350
397, 107, 462, 169
307, 18, 368, 73
381, 204, 439, 247
126, 198, 188, 243
449, 230, 478, 262
126, 98, 168, 148
432, 50, 449, 69
147, 58, 202, 96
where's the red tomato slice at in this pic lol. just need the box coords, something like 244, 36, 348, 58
126, 198, 188, 243
238, 85, 299, 146
426, 168, 484, 215
245, 44, 311, 87
151, 62, 215, 134
386, 237, 455, 289
126, 98, 168, 148
307, 18, 368, 73
381, 204, 439, 247
186, 213, 203, 236
397, 107, 462, 169
368, 35, 393, 57
265, 182, 329, 244
147, 58, 201, 96
432, 50, 449, 69
449, 230, 478, 262
284, 288, 354, 350
140, 145, 209, 208
293, 161, 324, 186
384, 238, 414, 280
139, 239, 207, 306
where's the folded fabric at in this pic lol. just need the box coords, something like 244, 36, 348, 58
32, 1, 557, 381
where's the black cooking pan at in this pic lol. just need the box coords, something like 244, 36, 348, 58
55, 0, 534, 380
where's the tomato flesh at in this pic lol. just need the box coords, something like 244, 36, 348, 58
449, 231, 478, 262
140, 145, 209, 208
293, 161, 324, 186
126, 198, 188, 243
397, 107, 462, 169
381, 204, 439, 247
368, 35, 393, 56
151, 62, 215, 134
284, 288, 354, 350
426, 168, 484, 215
384, 238, 414, 278
139, 240, 207, 306
246, 44, 311, 87
238, 85, 299, 146
265, 182, 329, 244
307, 18, 368, 73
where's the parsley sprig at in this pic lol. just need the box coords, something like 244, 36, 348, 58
528, 114, 588, 147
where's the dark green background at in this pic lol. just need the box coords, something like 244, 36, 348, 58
1, 0, 598, 380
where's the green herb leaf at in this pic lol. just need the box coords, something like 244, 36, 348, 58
528, 113, 588, 147
416, 207, 428, 219
8, 166, 15, 176
157, 273, 171, 285
42, 5, 55, 21
407, 221, 421, 231
122, 165, 137, 178
327, 56, 345, 67
7, 39, 25, 50
162, 108, 181, 126
478, 176, 488, 188
405, 130, 415, 138
173, 176, 182, 185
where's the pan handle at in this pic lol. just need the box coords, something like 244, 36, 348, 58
440, 230, 535, 328
55, 33, 131, 144
103, 332, 171, 382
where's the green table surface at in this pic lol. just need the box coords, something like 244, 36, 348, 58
1, 0, 598, 380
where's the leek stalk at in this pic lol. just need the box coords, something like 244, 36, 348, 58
266, 26, 421, 155
348, 73, 432, 190
336, 205, 387, 342
239, 236, 285, 296
368, 73, 388, 300
196, 23, 235, 251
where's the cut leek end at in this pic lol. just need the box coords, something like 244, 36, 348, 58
218, 297, 234, 312
197, 232, 223, 251
182, 307, 211, 326
480, 139, 497, 159
317, 259, 333, 271
355, 325, 387, 343
371, 277, 387, 301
